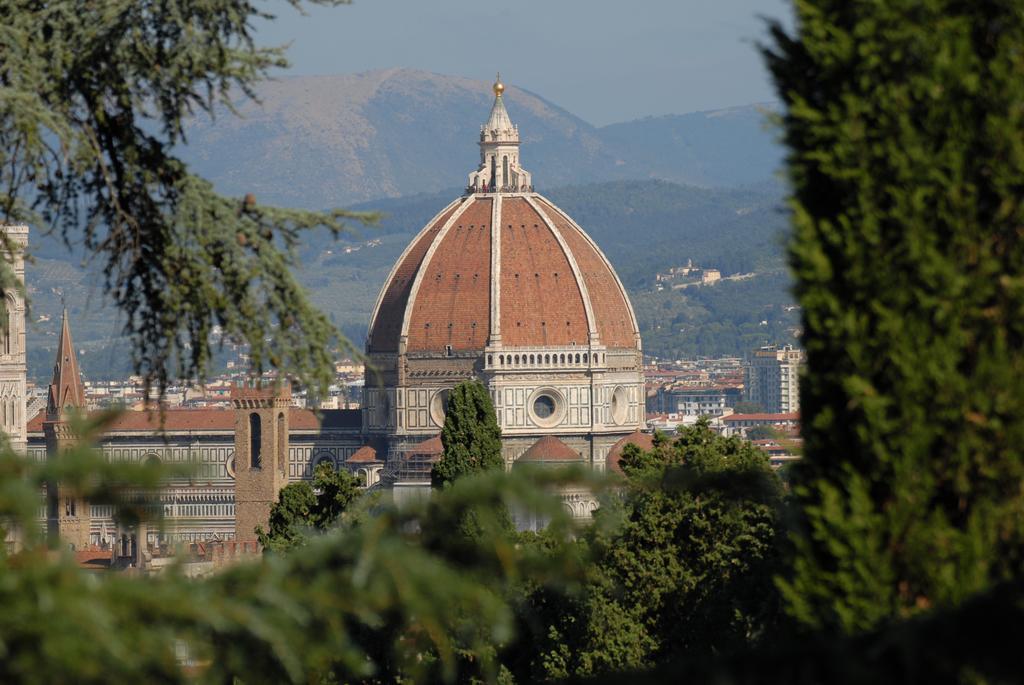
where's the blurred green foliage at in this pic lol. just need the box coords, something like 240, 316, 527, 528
0, 416, 586, 683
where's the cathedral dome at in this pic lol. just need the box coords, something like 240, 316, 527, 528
363, 77, 644, 454
367, 76, 638, 357
366, 193, 639, 354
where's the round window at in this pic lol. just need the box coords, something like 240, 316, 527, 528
610, 386, 628, 426
225, 451, 236, 479
528, 388, 565, 426
430, 389, 451, 427
533, 394, 556, 419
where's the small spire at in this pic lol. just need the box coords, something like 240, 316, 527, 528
46, 308, 85, 419
483, 81, 515, 135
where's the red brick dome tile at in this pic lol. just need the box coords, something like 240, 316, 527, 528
366, 194, 639, 355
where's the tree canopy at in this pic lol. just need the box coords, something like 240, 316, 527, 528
431, 381, 504, 488
510, 419, 784, 680
0, 0, 373, 396
257, 461, 364, 552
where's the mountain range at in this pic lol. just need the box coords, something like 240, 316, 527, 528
182, 68, 783, 207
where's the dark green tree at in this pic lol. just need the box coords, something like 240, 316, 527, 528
257, 461, 363, 552
516, 419, 784, 679
0, 0, 374, 396
431, 381, 503, 488
764, 1, 1024, 634
745, 425, 780, 441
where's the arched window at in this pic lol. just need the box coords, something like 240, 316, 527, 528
575, 354, 581, 364
514, 355, 520, 365
249, 413, 262, 469
502, 155, 509, 188
0, 297, 10, 356
490, 156, 497, 189
529, 354, 535, 364
544, 354, 550, 364
560, 354, 566, 364
277, 412, 286, 474
583, 353, 589, 364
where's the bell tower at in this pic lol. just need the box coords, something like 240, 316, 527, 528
44, 309, 90, 550
0, 224, 28, 454
232, 382, 291, 541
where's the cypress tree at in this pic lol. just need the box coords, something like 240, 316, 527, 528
431, 381, 503, 487
765, 2, 1024, 633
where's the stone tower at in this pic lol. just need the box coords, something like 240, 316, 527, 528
232, 382, 291, 541
0, 224, 28, 454
44, 309, 91, 550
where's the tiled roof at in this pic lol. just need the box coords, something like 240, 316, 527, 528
606, 430, 656, 474
539, 198, 638, 348
75, 549, 112, 570
517, 435, 581, 463
26, 408, 45, 433
403, 435, 443, 457
28, 407, 361, 434
722, 412, 800, 422
348, 445, 380, 463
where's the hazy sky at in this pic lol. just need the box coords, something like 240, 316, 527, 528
257, 0, 793, 126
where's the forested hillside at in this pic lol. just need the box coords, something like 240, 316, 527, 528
180, 69, 783, 207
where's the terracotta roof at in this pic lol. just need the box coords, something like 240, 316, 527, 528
29, 407, 361, 434
75, 549, 112, 570
347, 445, 380, 463
406, 198, 493, 351
517, 435, 581, 464
403, 435, 443, 457
538, 199, 638, 348
722, 412, 800, 422
606, 430, 656, 474
26, 408, 45, 433
366, 193, 640, 355
367, 202, 461, 353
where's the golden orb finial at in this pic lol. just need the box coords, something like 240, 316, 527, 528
493, 72, 504, 96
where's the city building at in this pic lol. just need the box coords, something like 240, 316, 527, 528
744, 344, 804, 413
28, 317, 368, 547
721, 411, 799, 438
657, 385, 729, 417
22, 76, 646, 550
